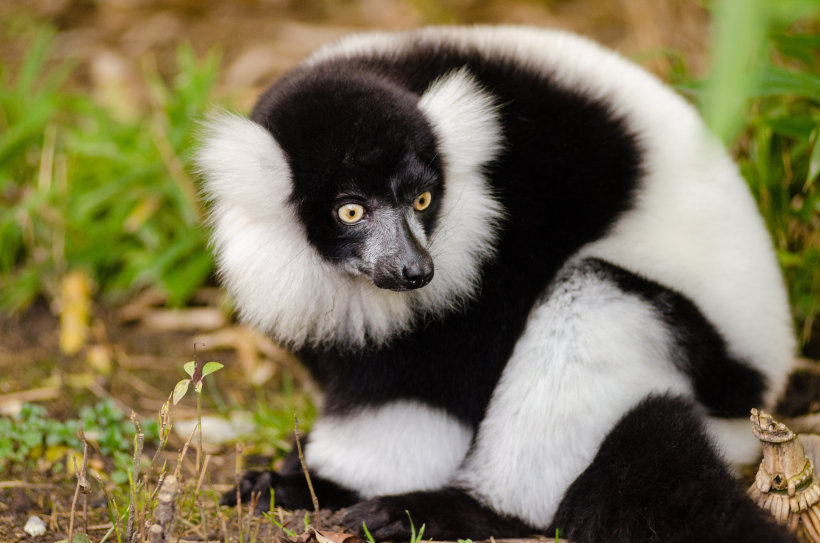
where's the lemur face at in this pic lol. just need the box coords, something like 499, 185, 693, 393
253, 68, 444, 291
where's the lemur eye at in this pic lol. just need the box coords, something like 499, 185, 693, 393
338, 203, 365, 224
414, 191, 432, 211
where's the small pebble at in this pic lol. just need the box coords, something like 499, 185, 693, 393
24, 515, 47, 537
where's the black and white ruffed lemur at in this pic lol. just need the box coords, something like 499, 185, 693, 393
196, 26, 797, 543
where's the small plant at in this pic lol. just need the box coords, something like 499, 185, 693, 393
172, 355, 224, 406
267, 517, 297, 539
249, 374, 317, 459
361, 522, 376, 543
0, 400, 157, 475
172, 345, 224, 472
359, 513, 425, 543
407, 510, 426, 543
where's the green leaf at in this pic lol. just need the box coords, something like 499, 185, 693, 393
808, 126, 820, 186
183, 361, 195, 377
194, 381, 202, 394
701, 0, 768, 143
173, 379, 190, 404
756, 64, 820, 101
362, 522, 376, 543
201, 361, 224, 377
778, 250, 804, 267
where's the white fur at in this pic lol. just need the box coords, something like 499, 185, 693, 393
414, 68, 505, 313
454, 264, 692, 528
196, 71, 503, 348
306, 401, 473, 498
707, 417, 763, 466
309, 26, 794, 402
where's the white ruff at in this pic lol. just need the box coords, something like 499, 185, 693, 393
306, 401, 473, 498
196, 68, 502, 348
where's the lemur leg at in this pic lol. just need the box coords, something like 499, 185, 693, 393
551, 394, 793, 543
227, 400, 473, 512
343, 259, 778, 541
342, 398, 791, 542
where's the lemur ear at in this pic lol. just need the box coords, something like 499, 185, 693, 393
417, 68, 503, 178
196, 112, 292, 217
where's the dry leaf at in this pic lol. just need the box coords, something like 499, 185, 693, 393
118, 288, 167, 322
314, 529, 360, 543
142, 308, 226, 332
86, 344, 113, 375
59, 270, 91, 355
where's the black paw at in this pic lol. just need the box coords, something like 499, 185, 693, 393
220, 470, 280, 511
342, 488, 534, 541
222, 470, 360, 512
342, 496, 416, 540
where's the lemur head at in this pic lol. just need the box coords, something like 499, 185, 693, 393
197, 65, 503, 348
251, 68, 442, 291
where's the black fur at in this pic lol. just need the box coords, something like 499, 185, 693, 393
224, 434, 360, 511
776, 370, 820, 417
252, 42, 645, 427
551, 394, 795, 543
253, 68, 444, 266
220, 470, 359, 512
341, 488, 534, 540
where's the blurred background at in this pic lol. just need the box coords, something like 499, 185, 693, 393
0, 0, 819, 536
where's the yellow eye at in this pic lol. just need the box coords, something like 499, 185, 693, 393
414, 191, 432, 211
338, 203, 365, 224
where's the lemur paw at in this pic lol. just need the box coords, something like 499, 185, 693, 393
341, 488, 534, 541
342, 495, 423, 540
222, 470, 360, 512
220, 470, 280, 511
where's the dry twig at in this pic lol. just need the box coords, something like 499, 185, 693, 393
68, 423, 90, 543
91, 469, 124, 541
126, 413, 145, 543
236, 443, 244, 543
153, 474, 180, 542
174, 419, 199, 480
207, 474, 230, 543
245, 491, 261, 541
295, 413, 321, 531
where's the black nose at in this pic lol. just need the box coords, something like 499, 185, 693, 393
402, 260, 434, 289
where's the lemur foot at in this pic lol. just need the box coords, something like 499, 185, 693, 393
221, 470, 359, 512
342, 488, 534, 541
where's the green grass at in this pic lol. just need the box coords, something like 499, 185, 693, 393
700, 0, 820, 344
248, 374, 318, 459
0, 27, 221, 312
